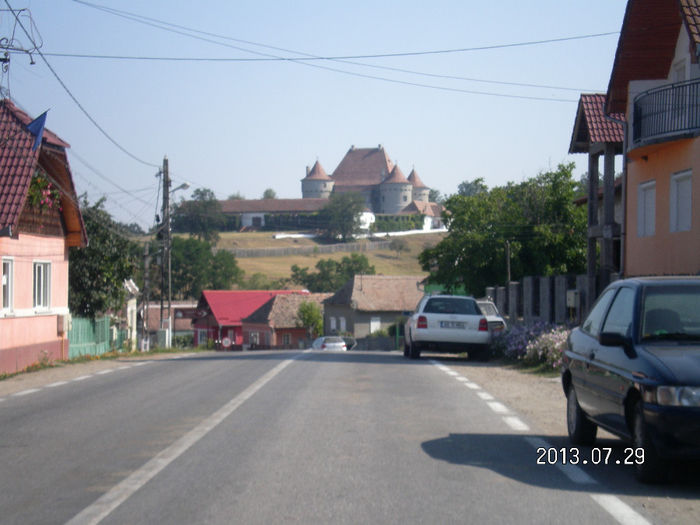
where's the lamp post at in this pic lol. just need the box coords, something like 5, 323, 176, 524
158, 156, 189, 348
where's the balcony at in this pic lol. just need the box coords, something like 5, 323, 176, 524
633, 78, 700, 146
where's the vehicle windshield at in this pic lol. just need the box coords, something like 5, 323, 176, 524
324, 337, 344, 343
424, 297, 478, 315
641, 285, 700, 342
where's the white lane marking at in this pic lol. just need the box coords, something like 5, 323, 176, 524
0, 398, 5, 403
503, 416, 530, 432
487, 401, 509, 414
132, 362, 149, 367
72, 375, 92, 382
96, 370, 114, 375
12, 388, 41, 397
590, 495, 652, 525
456, 376, 469, 382
463, 382, 480, 389
477, 391, 494, 401
116, 366, 130, 371
66, 355, 302, 525
46, 381, 69, 388
446, 370, 459, 376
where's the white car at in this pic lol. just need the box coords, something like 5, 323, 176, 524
477, 300, 507, 334
404, 295, 491, 360
312, 336, 347, 351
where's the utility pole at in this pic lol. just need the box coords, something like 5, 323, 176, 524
159, 156, 171, 347
142, 243, 150, 351
505, 240, 511, 284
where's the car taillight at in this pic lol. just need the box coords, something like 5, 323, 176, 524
417, 315, 428, 329
478, 318, 488, 331
321, 343, 326, 349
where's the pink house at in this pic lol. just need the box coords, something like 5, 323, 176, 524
0, 99, 87, 375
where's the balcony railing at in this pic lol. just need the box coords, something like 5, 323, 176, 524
633, 78, 700, 145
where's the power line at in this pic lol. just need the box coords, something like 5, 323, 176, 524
4, 0, 160, 169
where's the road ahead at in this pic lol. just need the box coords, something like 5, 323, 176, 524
0, 350, 664, 524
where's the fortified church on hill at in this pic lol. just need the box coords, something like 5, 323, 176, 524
301, 144, 431, 214
220, 144, 443, 230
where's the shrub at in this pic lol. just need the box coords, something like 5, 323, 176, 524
492, 322, 571, 368
523, 326, 570, 369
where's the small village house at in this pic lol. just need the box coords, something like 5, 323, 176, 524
0, 99, 87, 374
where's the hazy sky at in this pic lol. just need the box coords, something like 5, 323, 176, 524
3, 0, 628, 229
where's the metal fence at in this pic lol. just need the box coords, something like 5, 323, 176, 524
67, 317, 111, 359
633, 78, 700, 144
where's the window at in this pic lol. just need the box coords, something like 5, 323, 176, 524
370, 317, 381, 334
601, 288, 636, 338
329, 317, 337, 331
250, 332, 259, 345
283, 333, 291, 346
670, 170, 692, 232
2, 258, 13, 311
581, 288, 616, 338
33, 262, 51, 309
339, 317, 346, 332
637, 181, 656, 237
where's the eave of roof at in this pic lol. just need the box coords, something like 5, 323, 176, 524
569, 94, 625, 154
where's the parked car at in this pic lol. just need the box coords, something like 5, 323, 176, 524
561, 277, 700, 482
312, 336, 347, 351
477, 300, 507, 334
404, 294, 491, 360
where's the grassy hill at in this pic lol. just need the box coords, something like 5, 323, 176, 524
215, 231, 445, 282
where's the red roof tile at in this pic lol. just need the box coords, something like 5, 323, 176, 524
332, 146, 394, 187
326, 275, 425, 312
606, 0, 695, 114
196, 290, 308, 326
0, 99, 85, 245
569, 94, 625, 154
382, 164, 409, 184
243, 293, 331, 327
303, 160, 331, 180
407, 169, 428, 188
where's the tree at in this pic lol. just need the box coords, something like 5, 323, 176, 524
296, 300, 323, 339
169, 237, 243, 299
69, 197, 138, 317
171, 188, 224, 244
428, 188, 443, 203
228, 192, 245, 200
290, 253, 375, 292
457, 177, 488, 197
318, 192, 365, 242
420, 163, 586, 295
389, 237, 409, 258
262, 188, 277, 199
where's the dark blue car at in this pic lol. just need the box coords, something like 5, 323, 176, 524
561, 277, 700, 482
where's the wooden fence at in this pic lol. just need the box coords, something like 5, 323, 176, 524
67, 317, 111, 359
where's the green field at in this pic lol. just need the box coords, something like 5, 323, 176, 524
215, 231, 445, 281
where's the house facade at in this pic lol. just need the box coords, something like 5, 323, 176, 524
606, 0, 700, 276
324, 275, 425, 338
192, 289, 308, 349
241, 292, 330, 349
0, 99, 87, 374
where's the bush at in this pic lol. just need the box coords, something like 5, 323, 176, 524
523, 326, 570, 369
492, 322, 571, 369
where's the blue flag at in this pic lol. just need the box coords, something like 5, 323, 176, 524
26, 110, 48, 151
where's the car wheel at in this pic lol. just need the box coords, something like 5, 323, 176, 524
403, 341, 410, 357
408, 341, 421, 360
632, 401, 666, 483
566, 386, 597, 446
469, 346, 490, 362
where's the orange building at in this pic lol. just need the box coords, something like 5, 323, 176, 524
606, 0, 700, 277
0, 100, 87, 374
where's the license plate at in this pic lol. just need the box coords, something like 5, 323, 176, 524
440, 321, 465, 329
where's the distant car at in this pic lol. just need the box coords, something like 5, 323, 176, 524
404, 294, 491, 360
561, 276, 700, 482
477, 300, 507, 334
312, 336, 347, 351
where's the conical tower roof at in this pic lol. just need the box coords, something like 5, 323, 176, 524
303, 160, 331, 180
407, 168, 428, 188
382, 164, 409, 184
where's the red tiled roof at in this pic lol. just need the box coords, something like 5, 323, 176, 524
382, 164, 409, 184
0, 99, 85, 245
332, 146, 394, 187
243, 293, 331, 327
326, 275, 425, 312
407, 169, 428, 188
401, 200, 443, 217
303, 160, 331, 180
606, 0, 694, 114
569, 94, 625, 154
196, 290, 308, 326
220, 198, 328, 214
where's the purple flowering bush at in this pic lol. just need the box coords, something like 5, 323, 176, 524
492, 322, 571, 368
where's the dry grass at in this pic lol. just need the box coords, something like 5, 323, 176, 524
216, 231, 445, 281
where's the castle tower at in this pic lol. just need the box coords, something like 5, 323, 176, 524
301, 160, 333, 199
379, 164, 413, 214
407, 168, 430, 202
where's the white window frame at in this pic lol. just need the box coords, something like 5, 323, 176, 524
370, 316, 381, 334
2, 257, 13, 312
339, 317, 346, 333
637, 181, 656, 237
329, 316, 337, 332
33, 261, 51, 310
670, 170, 692, 233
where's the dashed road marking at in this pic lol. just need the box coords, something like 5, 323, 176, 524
432, 360, 653, 525
46, 381, 69, 388
73, 375, 91, 382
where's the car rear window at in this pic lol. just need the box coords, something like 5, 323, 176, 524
325, 337, 344, 343
423, 297, 479, 315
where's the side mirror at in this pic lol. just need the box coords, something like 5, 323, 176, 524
599, 332, 636, 356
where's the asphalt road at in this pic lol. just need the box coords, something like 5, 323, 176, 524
0, 350, 678, 524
